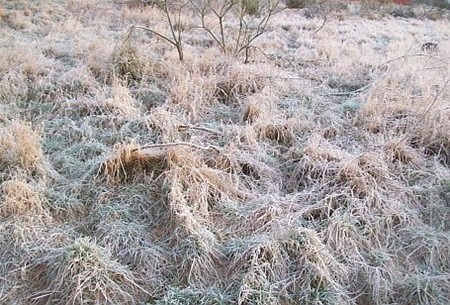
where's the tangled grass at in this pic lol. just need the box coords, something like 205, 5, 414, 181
0, 0, 449, 304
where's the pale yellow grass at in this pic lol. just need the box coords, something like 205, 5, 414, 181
0, 122, 44, 174
0, 177, 44, 218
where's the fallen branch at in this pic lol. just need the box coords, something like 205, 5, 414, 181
138, 142, 222, 153
177, 124, 221, 136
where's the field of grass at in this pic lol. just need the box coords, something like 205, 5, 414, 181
0, 0, 449, 304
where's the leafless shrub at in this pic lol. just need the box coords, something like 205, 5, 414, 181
190, 0, 282, 62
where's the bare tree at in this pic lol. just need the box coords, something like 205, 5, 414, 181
129, 0, 282, 63
189, 0, 282, 63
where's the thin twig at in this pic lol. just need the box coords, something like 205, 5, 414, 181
327, 83, 373, 96
138, 142, 222, 152
378, 53, 449, 69
314, 15, 327, 34
130, 0, 185, 61
177, 125, 221, 136
131, 25, 177, 47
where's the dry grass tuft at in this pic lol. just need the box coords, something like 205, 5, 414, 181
0, 6, 5, 21
214, 63, 269, 104
303, 136, 342, 163
0, 122, 44, 175
357, 153, 389, 183
28, 237, 148, 305
394, 273, 450, 305
0, 221, 79, 303
287, 136, 342, 190
0, 177, 44, 218
226, 229, 349, 305
166, 147, 249, 218
168, 187, 219, 285
323, 213, 367, 259
338, 161, 375, 199
0, 71, 29, 105
385, 140, 420, 165
57, 76, 141, 119
162, 147, 253, 285
256, 123, 294, 145
334, 152, 388, 199
170, 227, 223, 286
113, 40, 143, 82
413, 108, 450, 165
242, 101, 261, 124
86, 39, 115, 83
168, 68, 216, 119
399, 226, 450, 272
95, 217, 171, 290
101, 144, 167, 183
